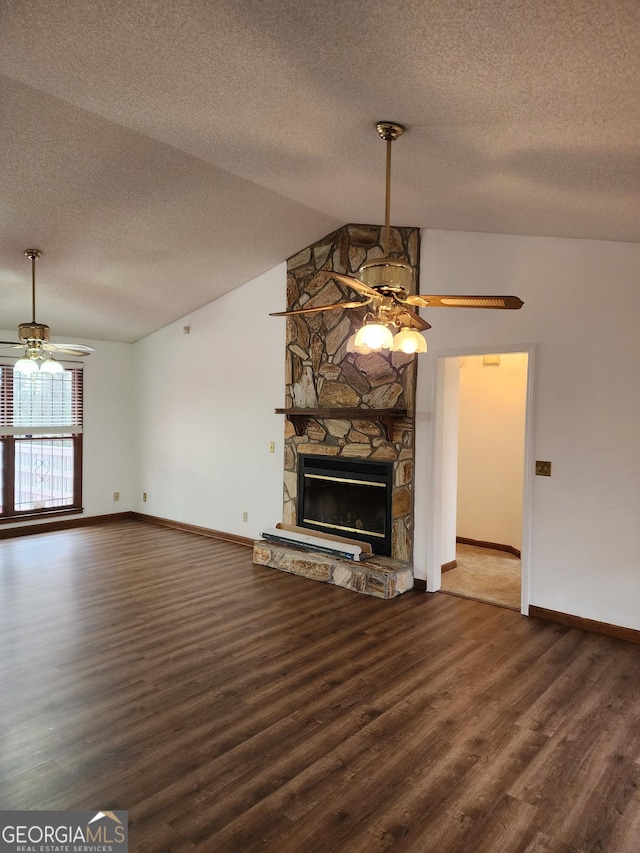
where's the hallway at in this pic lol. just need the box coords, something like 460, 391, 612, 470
439, 543, 521, 610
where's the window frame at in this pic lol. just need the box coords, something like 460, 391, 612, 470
0, 361, 84, 522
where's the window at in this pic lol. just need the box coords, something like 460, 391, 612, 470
0, 362, 83, 520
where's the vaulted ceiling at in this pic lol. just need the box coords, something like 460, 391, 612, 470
1, 0, 639, 343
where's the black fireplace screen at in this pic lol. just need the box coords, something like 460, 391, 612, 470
297, 455, 393, 556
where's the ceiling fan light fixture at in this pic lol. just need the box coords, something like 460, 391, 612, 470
14, 355, 40, 375
40, 356, 65, 374
268, 123, 522, 349
354, 321, 394, 351
391, 327, 428, 354
0, 250, 95, 365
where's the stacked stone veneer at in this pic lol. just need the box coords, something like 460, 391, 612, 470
281, 224, 420, 563
253, 542, 414, 599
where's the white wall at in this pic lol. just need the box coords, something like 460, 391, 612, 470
457, 353, 527, 551
131, 264, 286, 540
1, 330, 133, 529
415, 230, 640, 630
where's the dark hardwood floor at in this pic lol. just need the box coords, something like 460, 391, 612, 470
1, 519, 640, 852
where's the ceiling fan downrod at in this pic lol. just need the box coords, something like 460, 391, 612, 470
20, 249, 50, 343
376, 122, 404, 257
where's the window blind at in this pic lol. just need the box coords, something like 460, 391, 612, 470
0, 364, 83, 436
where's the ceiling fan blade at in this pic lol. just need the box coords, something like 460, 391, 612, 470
270, 300, 370, 317
404, 294, 524, 309
316, 270, 382, 300
45, 343, 95, 356
0, 341, 23, 348
395, 306, 431, 331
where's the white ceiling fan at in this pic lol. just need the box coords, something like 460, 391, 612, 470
1, 249, 95, 373
271, 122, 523, 353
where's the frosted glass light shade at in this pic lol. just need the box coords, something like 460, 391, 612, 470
40, 357, 64, 374
346, 333, 372, 355
14, 356, 39, 374
391, 328, 428, 354
354, 322, 393, 351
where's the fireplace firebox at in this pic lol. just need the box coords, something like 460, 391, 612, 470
297, 454, 393, 556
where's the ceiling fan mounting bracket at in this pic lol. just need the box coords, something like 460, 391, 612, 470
24, 249, 42, 261
376, 122, 405, 141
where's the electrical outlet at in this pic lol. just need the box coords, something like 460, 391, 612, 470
242, 511, 248, 522
535, 461, 552, 477
113, 491, 120, 502
143, 492, 147, 502
269, 441, 275, 454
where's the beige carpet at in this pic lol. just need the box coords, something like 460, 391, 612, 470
439, 543, 521, 611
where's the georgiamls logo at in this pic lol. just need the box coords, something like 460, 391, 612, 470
88, 811, 124, 826
85, 811, 126, 843
0, 808, 128, 850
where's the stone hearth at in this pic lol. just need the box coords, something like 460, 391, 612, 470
253, 540, 413, 599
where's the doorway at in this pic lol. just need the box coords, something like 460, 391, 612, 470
439, 351, 527, 609
413, 344, 535, 614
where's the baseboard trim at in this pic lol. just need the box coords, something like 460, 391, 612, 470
413, 578, 427, 592
456, 536, 521, 559
0, 512, 132, 540
130, 512, 254, 548
529, 605, 640, 645
441, 560, 457, 573
0, 508, 272, 550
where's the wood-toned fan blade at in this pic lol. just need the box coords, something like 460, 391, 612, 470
0, 341, 22, 347
404, 294, 524, 309
270, 300, 370, 317
395, 306, 431, 331
45, 343, 95, 356
317, 270, 382, 300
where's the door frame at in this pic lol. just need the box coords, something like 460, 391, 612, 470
413, 343, 536, 614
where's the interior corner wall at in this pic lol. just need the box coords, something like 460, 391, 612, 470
131, 264, 286, 540
0, 330, 133, 529
82, 340, 134, 516
415, 229, 640, 631
439, 357, 459, 566
457, 353, 527, 551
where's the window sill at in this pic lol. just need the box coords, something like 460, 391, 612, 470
0, 506, 84, 525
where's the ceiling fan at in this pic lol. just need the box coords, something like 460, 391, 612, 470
270, 122, 523, 354
0, 249, 95, 373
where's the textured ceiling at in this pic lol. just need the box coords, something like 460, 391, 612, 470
1, 0, 639, 343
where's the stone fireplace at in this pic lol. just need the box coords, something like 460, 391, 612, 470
254, 223, 420, 598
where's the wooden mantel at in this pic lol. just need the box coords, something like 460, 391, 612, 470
274, 408, 408, 442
